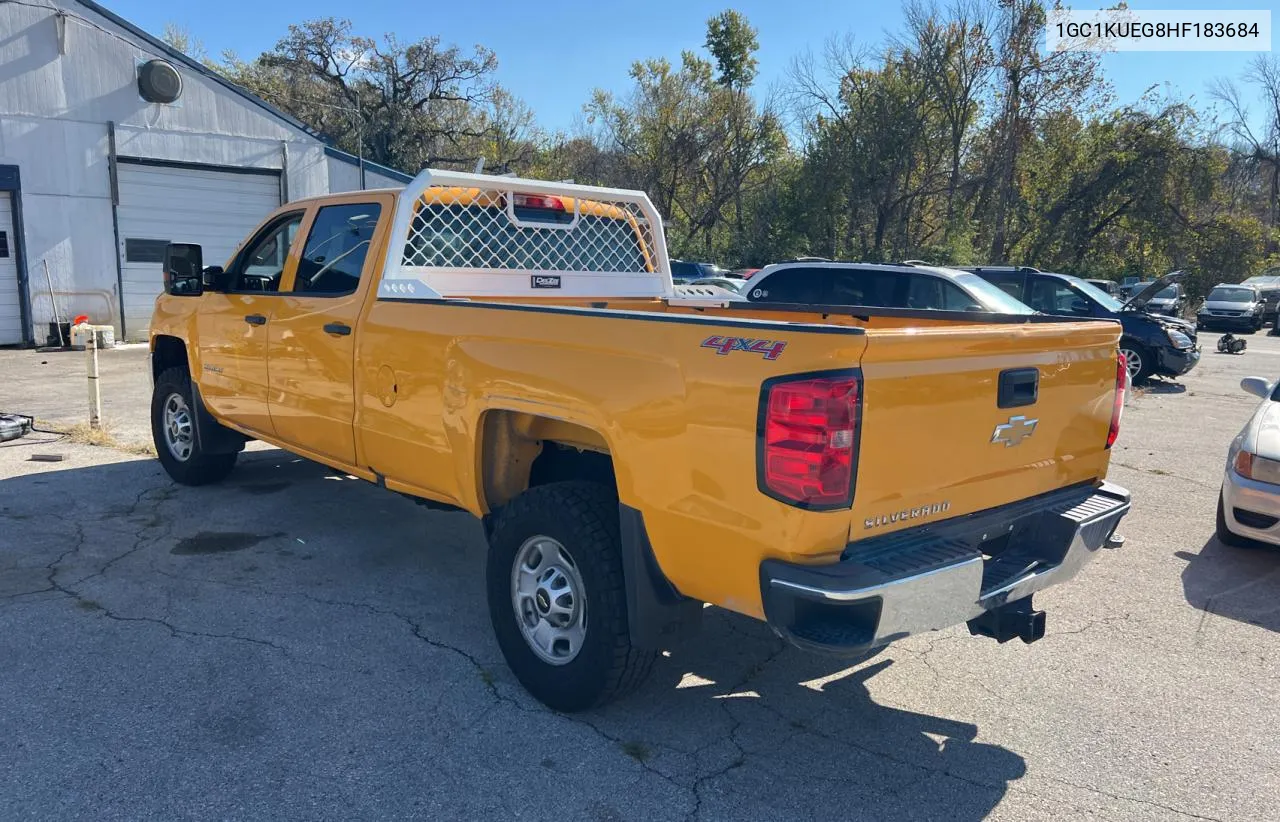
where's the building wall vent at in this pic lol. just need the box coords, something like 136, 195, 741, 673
138, 59, 182, 104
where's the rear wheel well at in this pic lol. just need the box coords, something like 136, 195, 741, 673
529, 443, 616, 490
152, 335, 189, 382
481, 410, 616, 512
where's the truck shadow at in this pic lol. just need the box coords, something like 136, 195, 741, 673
1, 447, 1025, 819
643, 630, 1027, 818
1175, 539, 1280, 634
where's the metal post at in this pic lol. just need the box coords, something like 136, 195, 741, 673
43, 258, 66, 346
86, 331, 101, 430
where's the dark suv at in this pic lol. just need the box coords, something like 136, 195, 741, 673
966, 267, 1200, 383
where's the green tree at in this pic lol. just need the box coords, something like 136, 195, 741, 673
705, 10, 759, 90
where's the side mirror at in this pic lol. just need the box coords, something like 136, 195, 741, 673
163, 243, 204, 296
202, 265, 226, 291
1241, 377, 1271, 399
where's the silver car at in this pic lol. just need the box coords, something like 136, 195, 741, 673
1219, 375, 1280, 547
1197, 284, 1264, 334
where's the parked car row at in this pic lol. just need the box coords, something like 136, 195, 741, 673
698, 260, 1198, 384
661, 255, 1277, 388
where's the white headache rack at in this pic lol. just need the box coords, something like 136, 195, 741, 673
378, 168, 674, 301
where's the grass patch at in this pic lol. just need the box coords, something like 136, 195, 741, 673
1148, 468, 1171, 476
59, 422, 156, 458
75, 598, 103, 612
619, 741, 651, 762
478, 667, 495, 687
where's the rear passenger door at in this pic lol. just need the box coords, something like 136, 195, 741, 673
746, 267, 828, 303
828, 268, 904, 307
267, 197, 391, 468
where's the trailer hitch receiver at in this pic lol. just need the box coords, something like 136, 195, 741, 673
967, 596, 1046, 644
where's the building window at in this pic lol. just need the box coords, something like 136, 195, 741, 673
0, 231, 8, 259
125, 238, 169, 263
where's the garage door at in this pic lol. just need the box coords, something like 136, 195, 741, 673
116, 161, 280, 340
0, 193, 22, 345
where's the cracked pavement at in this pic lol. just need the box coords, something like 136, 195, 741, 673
1, 343, 1278, 820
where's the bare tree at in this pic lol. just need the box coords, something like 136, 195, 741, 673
1212, 56, 1280, 228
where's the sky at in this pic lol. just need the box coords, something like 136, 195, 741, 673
103, 0, 1280, 135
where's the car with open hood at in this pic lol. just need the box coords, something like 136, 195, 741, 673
966, 268, 1199, 384
1197, 283, 1264, 333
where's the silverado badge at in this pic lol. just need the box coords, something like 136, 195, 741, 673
991, 415, 1038, 447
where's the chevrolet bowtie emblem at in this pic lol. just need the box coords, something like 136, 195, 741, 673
992, 415, 1038, 447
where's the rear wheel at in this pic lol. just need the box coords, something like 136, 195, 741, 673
1118, 341, 1152, 384
486, 481, 657, 711
151, 368, 238, 485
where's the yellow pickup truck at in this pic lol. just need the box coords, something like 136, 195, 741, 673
150, 169, 1131, 711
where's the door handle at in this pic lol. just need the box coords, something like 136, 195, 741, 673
323, 322, 352, 337
244, 314, 267, 326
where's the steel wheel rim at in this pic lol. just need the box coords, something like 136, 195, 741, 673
162, 392, 194, 462
511, 535, 586, 666
1119, 348, 1142, 379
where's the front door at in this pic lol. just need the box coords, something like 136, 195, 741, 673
267, 198, 388, 467
196, 212, 304, 435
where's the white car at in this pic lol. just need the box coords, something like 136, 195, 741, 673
1218, 375, 1280, 547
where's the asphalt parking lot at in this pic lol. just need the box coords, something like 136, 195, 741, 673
1, 339, 1277, 821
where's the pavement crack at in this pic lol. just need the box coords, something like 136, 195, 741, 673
95, 608, 289, 653
1036, 776, 1228, 822
684, 637, 789, 821
1052, 612, 1135, 638
69, 487, 174, 588
1108, 461, 1214, 489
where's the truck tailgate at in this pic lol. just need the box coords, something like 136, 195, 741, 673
851, 320, 1122, 538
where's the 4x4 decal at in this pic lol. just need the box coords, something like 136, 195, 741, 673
700, 335, 787, 361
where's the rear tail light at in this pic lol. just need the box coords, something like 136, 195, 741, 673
512, 193, 566, 211
1106, 352, 1128, 448
758, 372, 861, 509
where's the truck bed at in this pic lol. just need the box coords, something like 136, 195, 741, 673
357, 292, 1121, 619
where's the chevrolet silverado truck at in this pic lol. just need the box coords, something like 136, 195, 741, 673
150, 169, 1131, 711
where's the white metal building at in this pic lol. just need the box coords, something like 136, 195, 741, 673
0, 0, 411, 344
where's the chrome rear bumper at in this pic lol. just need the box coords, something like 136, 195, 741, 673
760, 481, 1131, 656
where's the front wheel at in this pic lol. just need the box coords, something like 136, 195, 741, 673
1118, 341, 1153, 385
151, 368, 237, 485
486, 481, 657, 711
